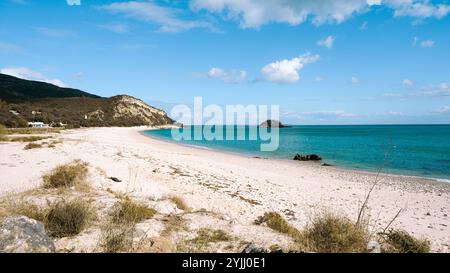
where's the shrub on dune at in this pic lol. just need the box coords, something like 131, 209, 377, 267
44, 199, 92, 238
43, 160, 89, 189
109, 198, 156, 225
301, 212, 369, 253
380, 229, 430, 253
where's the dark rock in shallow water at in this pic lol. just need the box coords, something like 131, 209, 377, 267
322, 163, 332, 166
241, 243, 268, 253
293, 153, 322, 161
109, 177, 122, 183
259, 119, 288, 128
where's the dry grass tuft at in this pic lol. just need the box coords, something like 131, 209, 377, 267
109, 198, 157, 225
169, 196, 190, 211
180, 228, 232, 251
100, 198, 157, 253
301, 212, 369, 253
380, 229, 430, 253
24, 142, 44, 150
44, 199, 92, 238
0, 124, 6, 135
2, 201, 47, 222
4, 127, 62, 135
100, 222, 135, 253
255, 212, 302, 240
191, 228, 232, 244
42, 160, 89, 190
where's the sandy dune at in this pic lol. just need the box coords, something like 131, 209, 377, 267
0, 127, 449, 252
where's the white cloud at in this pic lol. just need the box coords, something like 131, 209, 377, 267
66, 0, 81, 6
302, 110, 356, 119
420, 39, 434, 48
351, 76, 360, 84
402, 79, 414, 86
190, 0, 450, 28
261, 53, 319, 83
99, 1, 217, 33
206, 67, 247, 83
0, 42, 23, 54
100, 23, 129, 34
383, 82, 450, 98
385, 111, 404, 116
420, 82, 450, 97
433, 106, 450, 114
0, 67, 67, 87
413, 36, 435, 48
360, 21, 368, 30
35, 27, 74, 38
317, 35, 335, 49
315, 76, 324, 82
389, 0, 450, 20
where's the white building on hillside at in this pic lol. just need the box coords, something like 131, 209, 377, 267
27, 122, 47, 128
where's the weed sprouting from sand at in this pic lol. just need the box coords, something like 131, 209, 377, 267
302, 212, 370, 253
100, 197, 157, 253
169, 196, 190, 211
2, 201, 47, 222
179, 228, 232, 252
24, 142, 44, 150
380, 229, 430, 253
42, 160, 89, 190
255, 211, 371, 253
44, 199, 92, 238
100, 222, 135, 253
109, 198, 157, 225
190, 228, 232, 245
255, 212, 302, 240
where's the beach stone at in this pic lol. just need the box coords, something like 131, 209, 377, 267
293, 153, 322, 161
109, 177, 122, 183
367, 241, 381, 253
241, 243, 268, 253
0, 216, 55, 253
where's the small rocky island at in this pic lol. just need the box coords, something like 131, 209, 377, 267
259, 119, 288, 128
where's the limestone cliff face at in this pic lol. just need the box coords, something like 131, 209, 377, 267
109, 95, 173, 126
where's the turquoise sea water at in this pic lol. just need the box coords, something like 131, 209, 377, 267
143, 125, 450, 180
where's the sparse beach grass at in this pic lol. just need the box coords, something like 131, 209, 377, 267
169, 196, 190, 211
189, 228, 232, 245
100, 221, 135, 253
4, 201, 47, 222
178, 228, 233, 252
301, 212, 369, 253
42, 160, 89, 190
44, 199, 92, 238
100, 197, 157, 252
0, 135, 51, 142
1, 197, 93, 238
380, 229, 431, 253
109, 198, 157, 225
3, 127, 62, 135
24, 142, 44, 150
255, 212, 302, 240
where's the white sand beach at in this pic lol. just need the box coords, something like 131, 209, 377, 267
0, 127, 449, 252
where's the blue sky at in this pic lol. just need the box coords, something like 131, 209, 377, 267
1, 0, 449, 124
